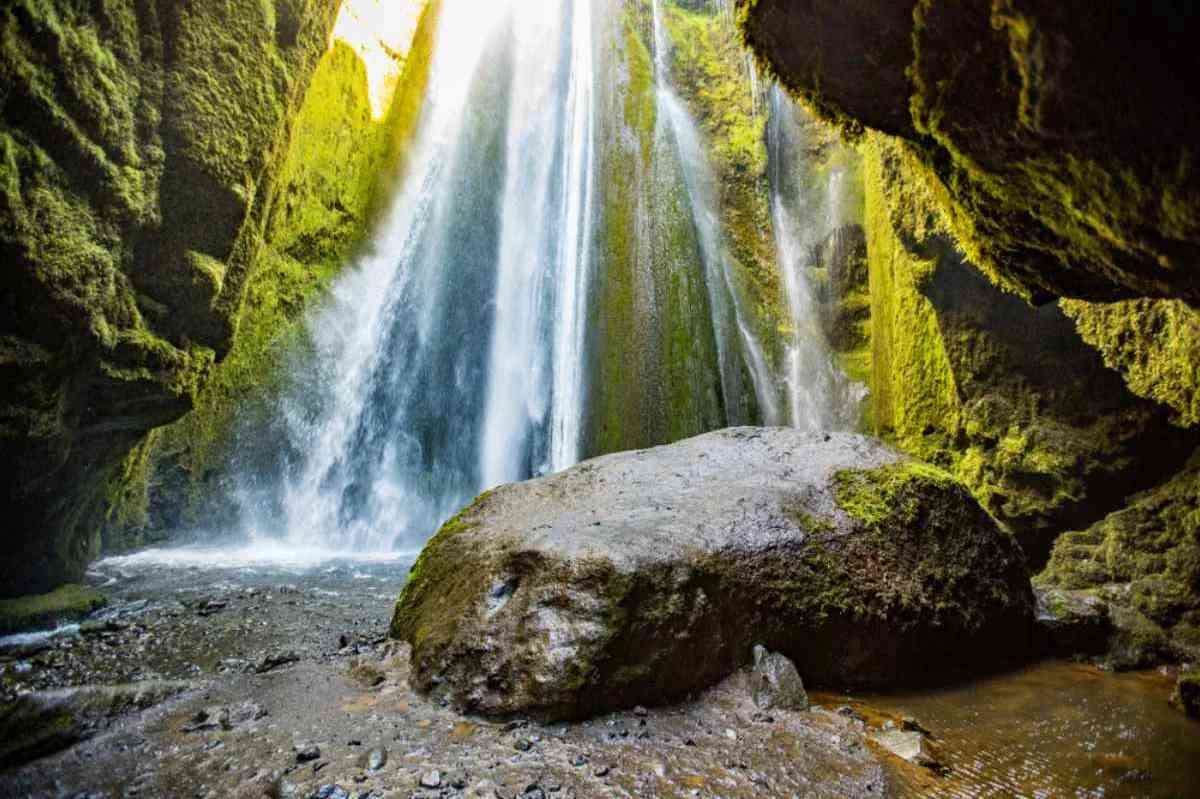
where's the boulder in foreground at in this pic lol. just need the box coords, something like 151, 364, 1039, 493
391, 429, 1033, 720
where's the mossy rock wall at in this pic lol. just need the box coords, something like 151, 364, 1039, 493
1038, 449, 1200, 668
101, 2, 441, 548
0, 0, 341, 596
861, 135, 1199, 566
582, 0, 731, 455
1060, 298, 1200, 429
738, 0, 1200, 305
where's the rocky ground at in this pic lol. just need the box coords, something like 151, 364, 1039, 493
0, 551, 910, 798
2, 547, 1198, 798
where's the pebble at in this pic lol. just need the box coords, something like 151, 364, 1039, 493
295, 744, 321, 763
366, 747, 387, 772
514, 737, 533, 752
420, 770, 442, 789
592, 765, 610, 777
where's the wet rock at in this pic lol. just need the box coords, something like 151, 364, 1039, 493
393, 429, 1033, 720
1034, 587, 1112, 656
751, 645, 808, 711
0, 680, 191, 769
870, 729, 942, 771
309, 786, 349, 799
1172, 670, 1200, 719
365, 747, 387, 772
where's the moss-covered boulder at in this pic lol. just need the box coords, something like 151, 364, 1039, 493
861, 138, 1198, 566
1038, 449, 1200, 669
0, 584, 105, 635
0, 0, 341, 595
738, 0, 1200, 305
391, 427, 1033, 720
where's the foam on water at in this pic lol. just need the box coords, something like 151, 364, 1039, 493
95, 544, 416, 572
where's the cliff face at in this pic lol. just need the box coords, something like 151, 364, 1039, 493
738, 1, 1200, 661
859, 137, 1197, 567
101, 2, 440, 547
739, 0, 1200, 305
0, 0, 340, 595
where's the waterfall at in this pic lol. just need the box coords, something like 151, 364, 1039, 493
650, 0, 781, 425
236, 0, 597, 551
767, 84, 864, 431
224, 0, 860, 555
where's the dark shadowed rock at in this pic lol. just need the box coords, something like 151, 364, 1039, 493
0, 681, 191, 770
1033, 587, 1112, 657
391, 428, 1033, 720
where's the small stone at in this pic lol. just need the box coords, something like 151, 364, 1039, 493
295, 744, 321, 763
750, 645, 808, 711
723, 728, 737, 741
366, 747, 387, 772
310, 786, 349, 799
420, 771, 442, 789
633, 705, 648, 717
592, 765, 610, 778
514, 737, 533, 752
571, 753, 588, 767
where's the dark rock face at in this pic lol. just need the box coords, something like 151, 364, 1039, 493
392, 428, 1034, 721
740, 0, 1200, 305
860, 139, 1200, 569
1038, 448, 1200, 668
0, 0, 340, 595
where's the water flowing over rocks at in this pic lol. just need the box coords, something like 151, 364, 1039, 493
392, 427, 1034, 720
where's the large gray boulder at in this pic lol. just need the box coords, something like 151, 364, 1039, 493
391, 428, 1033, 720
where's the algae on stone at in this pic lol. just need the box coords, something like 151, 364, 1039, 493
0, 0, 341, 595
861, 135, 1197, 566
0, 584, 106, 635
1038, 449, 1200, 668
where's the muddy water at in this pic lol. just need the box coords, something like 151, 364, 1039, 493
832, 661, 1200, 798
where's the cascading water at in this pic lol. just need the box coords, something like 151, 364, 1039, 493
225, 0, 861, 556
235, 0, 598, 552
767, 84, 866, 431
650, 0, 781, 425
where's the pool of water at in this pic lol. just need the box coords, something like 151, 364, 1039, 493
828, 661, 1200, 798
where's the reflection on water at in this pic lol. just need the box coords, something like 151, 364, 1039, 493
831, 661, 1200, 798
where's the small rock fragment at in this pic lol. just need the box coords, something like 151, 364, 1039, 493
295, 744, 321, 763
751, 645, 808, 711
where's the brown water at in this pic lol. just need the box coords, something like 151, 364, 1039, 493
825, 661, 1200, 798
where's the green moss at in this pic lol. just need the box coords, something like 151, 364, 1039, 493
0, 584, 106, 634
1061, 298, 1200, 428
834, 461, 956, 527
1039, 450, 1200, 665
861, 134, 960, 463
391, 489, 498, 649
106, 2, 442, 533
